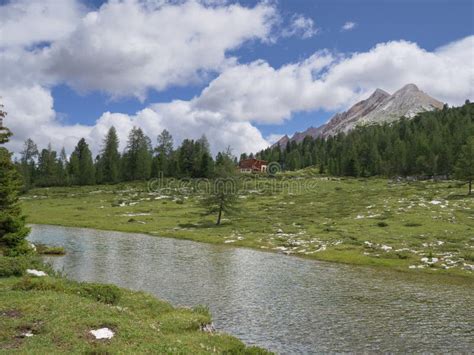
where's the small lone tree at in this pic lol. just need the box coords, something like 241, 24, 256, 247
455, 137, 474, 195
0, 104, 31, 255
201, 149, 240, 225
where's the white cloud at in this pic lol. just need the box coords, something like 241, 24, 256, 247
0, 0, 85, 48
192, 36, 474, 125
282, 14, 319, 39
43, 0, 277, 98
341, 21, 356, 31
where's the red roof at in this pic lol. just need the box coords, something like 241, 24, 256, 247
239, 158, 267, 170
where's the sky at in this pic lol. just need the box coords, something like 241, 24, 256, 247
0, 0, 473, 156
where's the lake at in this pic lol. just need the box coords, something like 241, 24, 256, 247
28, 224, 473, 353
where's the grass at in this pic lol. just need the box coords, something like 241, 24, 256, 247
0, 256, 269, 353
21, 169, 474, 278
34, 244, 66, 256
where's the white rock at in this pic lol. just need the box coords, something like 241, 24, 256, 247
381, 245, 392, 251
26, 269, 47, 277
90, 328, 114, 340
224, 240, 235, 243
430, 200, 442, 205
22, 331, 34, 337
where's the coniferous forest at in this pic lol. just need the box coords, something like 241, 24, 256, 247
14, 102, 474, 190
257, 102, 474, 178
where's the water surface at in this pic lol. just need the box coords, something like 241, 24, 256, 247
28, 225, 473, 353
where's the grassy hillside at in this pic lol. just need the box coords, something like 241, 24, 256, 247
21, 170, 474, 277
0, 256, 268, 353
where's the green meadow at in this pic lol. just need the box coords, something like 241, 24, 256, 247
0, 257, 267, 353
21, 169, 474, 278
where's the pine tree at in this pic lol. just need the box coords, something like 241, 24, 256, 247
100, 126, 121, 183
454, 137, 474, 195
153, 129, 173, 177
123, 127, 152, 181
69, 138, 95, 185
0, 105, 31, 255
19, 138, 38, 190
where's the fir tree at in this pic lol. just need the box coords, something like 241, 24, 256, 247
100, 126, 121, 183
0, 105, 31, 255
70, 138, 95, 185
123, 127, 152, 181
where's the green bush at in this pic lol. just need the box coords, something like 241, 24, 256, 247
77, 283, 122, 305
0, 257, 28, 277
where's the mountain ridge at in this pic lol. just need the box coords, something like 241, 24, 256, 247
274, 84, 443, 147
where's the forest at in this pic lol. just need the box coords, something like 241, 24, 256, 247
14, 102, 474, 190
256, 102, 474, 179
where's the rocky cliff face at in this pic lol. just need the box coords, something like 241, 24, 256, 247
274, 84, 443, 148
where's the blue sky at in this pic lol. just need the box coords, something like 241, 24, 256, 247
53, 0, 474, 138
1, 0, 473, 154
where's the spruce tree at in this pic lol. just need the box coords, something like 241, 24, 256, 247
70, 138, 95, 185
100, 126, 121, 183
0, 105, 31, 255
123, 127, 152, 180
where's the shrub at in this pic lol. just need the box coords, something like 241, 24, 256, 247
0, 257, 28, 277
77, 283, 122, 305
377, 221, 389, 227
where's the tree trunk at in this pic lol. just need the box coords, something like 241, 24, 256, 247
216, 200, 223, 225
469, 179, 472, 195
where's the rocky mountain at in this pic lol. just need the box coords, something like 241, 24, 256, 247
274, 84, 443, 147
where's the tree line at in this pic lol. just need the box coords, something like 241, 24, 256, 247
255, 102, 474, 184
16, 127, 238, 190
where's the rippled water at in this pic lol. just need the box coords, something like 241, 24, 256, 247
28, 225, 473, 353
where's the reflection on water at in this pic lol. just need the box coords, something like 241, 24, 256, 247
28, 225, 474, 353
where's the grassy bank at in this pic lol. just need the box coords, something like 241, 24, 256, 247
21, 170, 474, 277
0, 256, 268, 353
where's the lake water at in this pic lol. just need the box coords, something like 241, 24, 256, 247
28, 224, 473, 354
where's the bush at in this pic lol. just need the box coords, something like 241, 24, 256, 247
377, 221, 389, 227
77, 283, 122, 305
0, 257, 29, 277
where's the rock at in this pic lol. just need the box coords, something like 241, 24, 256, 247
21, 331, 34, 338
90, 328, 114, 340
380, 245, 392, 251
463, 264, 474, 271
276, 228, 284, 234
200, 323, 215, 333
26, 269, 47, 277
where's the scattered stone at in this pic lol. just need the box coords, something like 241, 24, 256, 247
380, 245, 392, 251
26, 269, 47, 277
20, 331, 34, 338
90, 328, 114, 340
224, 240, 235, 243
200, 323, 215, 333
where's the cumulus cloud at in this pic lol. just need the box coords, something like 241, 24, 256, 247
282, 14, 319, 39
341, 21, 357, 31
0, 0, 85, 48
44, 0, 276, 98
193, 36, 474, 125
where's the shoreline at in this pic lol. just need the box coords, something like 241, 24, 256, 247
28, 222, 473, 284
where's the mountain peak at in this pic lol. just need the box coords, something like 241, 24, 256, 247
396, 83, 419, 94
371, 88, 391, 97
